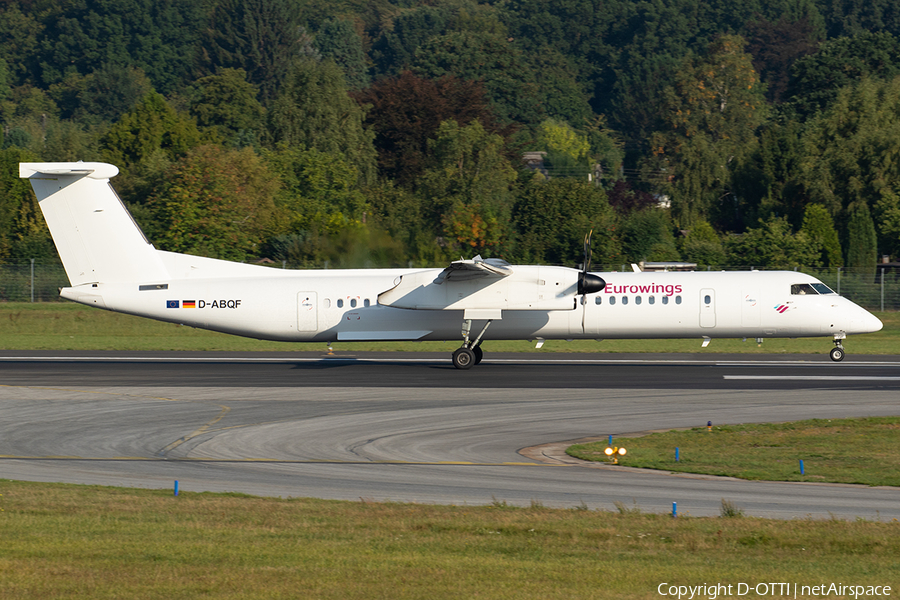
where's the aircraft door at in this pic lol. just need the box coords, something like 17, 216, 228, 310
700, 288, 716, 328
297, 292, 318, 332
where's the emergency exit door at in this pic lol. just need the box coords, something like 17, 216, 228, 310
297, 292, 318, 332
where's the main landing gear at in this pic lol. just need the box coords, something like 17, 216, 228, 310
829, 333, 846, 362
452, 318, 492, 369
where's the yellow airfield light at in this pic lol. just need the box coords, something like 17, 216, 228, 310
604, 446, 626, 464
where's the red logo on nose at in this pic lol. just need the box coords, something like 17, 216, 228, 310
774, 304, 789, 313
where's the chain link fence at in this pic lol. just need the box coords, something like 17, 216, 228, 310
0, 262, 68, 302
2, 262, 899, 311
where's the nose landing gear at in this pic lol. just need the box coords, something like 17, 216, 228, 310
829, 344, 845, 362
829, 333, 846, 362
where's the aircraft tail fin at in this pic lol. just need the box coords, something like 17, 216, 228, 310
20, 162, 169, 286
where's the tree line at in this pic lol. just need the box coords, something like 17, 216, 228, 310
1, 0, 899, 274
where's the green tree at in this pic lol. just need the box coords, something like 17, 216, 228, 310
620, 209, 680, 263
845, 201, 877, 275
0, 59, 9, 109
800, 204, 842, 267
819, 0, 900, 39
417, 120, 517, 255
412, 31, 545, 126
537, 119, 590, 162
745, 15, 821, 103
37, 0, 201, 93
371, 5, 452, 76
263, 147, 408, 268
50, 64, 153, 126
730, 118, 808, 231
199, 0, 306, 100
189, 68, 265, 147
316, 18, 369, 90
679, 220, 725, 267
724, 216, 818, 268
352, 71, 507, 186
101, 92, 202, 168
524, 47, 595, 125
143, 146, 278, 261
263, 145, 366, 232
267, 58, 376, 185
536, 118, 591, 179
799, 76, 900, 243
513, 177, 618, 265
651, 36, 767, 227
584, 116, 625, 184
874, 185, 900, 260
0, 146, 57, 264
366, 181, 440, 266
789, 32, 900, 117
0, 5, 42, 85
502, 0, 611, 79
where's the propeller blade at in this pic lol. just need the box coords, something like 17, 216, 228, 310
583, 230, 593, 273
577, 229, 605, 295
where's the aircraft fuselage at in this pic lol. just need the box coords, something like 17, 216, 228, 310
61, 263, 880, 345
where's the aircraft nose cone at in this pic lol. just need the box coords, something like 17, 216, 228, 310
851, 310, 883, 334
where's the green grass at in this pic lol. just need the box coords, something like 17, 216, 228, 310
0, 480, 898, 599
568, 417, 900, 486
0, 302, 897, 354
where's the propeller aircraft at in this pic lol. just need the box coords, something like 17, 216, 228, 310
20, 162, 883, 368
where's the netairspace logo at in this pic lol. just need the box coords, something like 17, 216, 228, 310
657, 582, 892, 599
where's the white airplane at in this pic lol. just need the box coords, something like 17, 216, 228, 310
21, 161, 883, 368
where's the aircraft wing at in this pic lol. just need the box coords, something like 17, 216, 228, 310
433, 255, 513, 283
379, 259, 577, 313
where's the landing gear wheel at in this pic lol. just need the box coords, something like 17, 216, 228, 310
829, 345, 845, 362
452, 347, 476, 370
472, 345, 484, 365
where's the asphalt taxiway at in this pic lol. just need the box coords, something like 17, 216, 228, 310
1, 351, 898, 519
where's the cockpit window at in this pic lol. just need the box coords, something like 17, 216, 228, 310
791, 283, 818, 295
811, 283, 836, 294
791, 282, 837, 295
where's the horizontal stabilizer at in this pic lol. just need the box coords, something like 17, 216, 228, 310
19, 162, 119, 180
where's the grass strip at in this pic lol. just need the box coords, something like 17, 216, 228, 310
0, 302, 897, 354
0, 480, 898, 599
568, 417, 900, 486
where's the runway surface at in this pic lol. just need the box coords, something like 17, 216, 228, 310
1, 351, 898, 519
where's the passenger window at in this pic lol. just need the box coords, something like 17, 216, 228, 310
791, 283, 818, 295
364, 298, 370, 307
675, 295, 682, 304
622, 296, 628, 305
337, 299, 344, 308
649, 296, 655, 305
662, 296, 669, 305
350, 298, 357, 308
609, 296, 616, 305
704, 295, 711, 304
635, 296, 642, 305
595, 296, 602, 305
324, 298, 331, 308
